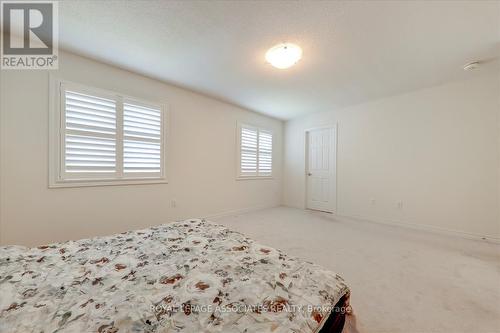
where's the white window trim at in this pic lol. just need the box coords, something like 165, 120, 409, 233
48, 75, 169, 188
236, 121, 274, 180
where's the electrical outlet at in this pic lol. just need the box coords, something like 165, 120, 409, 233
397, 200, 403, 209
370, 198, 376, 205
171, 200, 177, 208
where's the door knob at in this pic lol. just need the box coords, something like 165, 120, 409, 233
307, 173, 312, 176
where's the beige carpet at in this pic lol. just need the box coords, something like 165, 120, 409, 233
213, 206, 500, 333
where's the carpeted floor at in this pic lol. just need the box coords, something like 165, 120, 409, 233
213, 206, 500, 333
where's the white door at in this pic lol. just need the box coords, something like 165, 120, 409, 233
306, 127, 336, 213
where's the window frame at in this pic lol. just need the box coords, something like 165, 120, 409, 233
49, 76, 169, 188
236, 122, 274, 180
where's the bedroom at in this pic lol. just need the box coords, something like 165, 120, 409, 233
0, 1, 499, 332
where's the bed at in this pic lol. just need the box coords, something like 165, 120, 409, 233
0, 219, 350, 333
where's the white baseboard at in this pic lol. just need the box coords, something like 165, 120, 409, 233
203, 203, 280, 220
333, 213, 500, 244
195, 204, 500, 244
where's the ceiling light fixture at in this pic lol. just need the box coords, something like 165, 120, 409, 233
265, 43, 302, 69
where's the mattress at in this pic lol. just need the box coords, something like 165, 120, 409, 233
0, 219, 349, 333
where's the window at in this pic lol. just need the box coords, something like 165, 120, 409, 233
49, 78, 167, 187
237, 123, 273, 179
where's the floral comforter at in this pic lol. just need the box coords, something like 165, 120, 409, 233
0, 219, 349, 333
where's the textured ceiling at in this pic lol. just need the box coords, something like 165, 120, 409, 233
59, 0, 499, 120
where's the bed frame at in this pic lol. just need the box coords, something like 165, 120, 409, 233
318, 292, 351, 333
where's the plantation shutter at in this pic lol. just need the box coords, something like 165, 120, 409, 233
258, 130, 273, 176
57, 82, 166, 185
239, 125, 273, 178
123, 101, 162, 176
240, 126, 258, 176
63, 89, 117, 177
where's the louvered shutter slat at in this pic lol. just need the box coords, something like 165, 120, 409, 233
258, 131, 272, 176
240, 127, 258, 176
64, 90, 117, 175
123, 102, 162, 174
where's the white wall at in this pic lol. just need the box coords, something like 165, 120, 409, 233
2, 51, 498, 245
284, 74, 500, 240
0, 51, 283, 246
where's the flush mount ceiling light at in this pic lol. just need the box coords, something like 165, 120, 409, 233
265, 43, 302, 69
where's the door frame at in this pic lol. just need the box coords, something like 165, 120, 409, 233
304, 124, 337, 213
